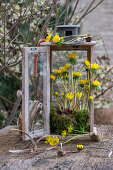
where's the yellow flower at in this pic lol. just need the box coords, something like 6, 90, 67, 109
55, 92, 58, 96
61, 67, 67, 73
66, 93, 74, 100
84, 59, 90, 69
76, 144, 84, 150
76, 92, 82, 98
52, 35, 60, 43
45, 136, 59, 146
79, 80, 86, 85
85, 80, 89, 84
54, 69, 61, 75
93, 81, 101, 87
45, 136, 51, 144
50, 75, 55, 80
73, 72, 82, 77
65, 63, 70, 69
89, 96, 93, 100
61, 130, 66, 138
61, 93, 65, 97
61, 37, 63, 39
68, 53, 77, 60
67, 125, 73, 133
45, 33, 51, 42
91, 63, 100, 70
84, 85, 89, 90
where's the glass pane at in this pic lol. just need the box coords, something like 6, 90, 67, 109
28, 52, 47, 132
52, 50, 87, 101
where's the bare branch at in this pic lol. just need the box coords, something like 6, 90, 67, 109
75, 0, 96, 25
95, 85, 113, 100
76, 0, 104, 24
0, 94, 14, 105
36, 0, 58, 45
86, 0, 104, 15
67, 0, 80, 24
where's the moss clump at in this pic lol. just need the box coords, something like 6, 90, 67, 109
73, 107, 90, 132
50, 104, 90, 134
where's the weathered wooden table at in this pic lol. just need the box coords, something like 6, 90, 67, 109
0, 124, 113, 170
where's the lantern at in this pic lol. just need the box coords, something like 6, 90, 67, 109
21, 27, 95, 140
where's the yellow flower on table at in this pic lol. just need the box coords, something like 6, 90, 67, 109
61, 130, 66, 138
76, 92, 82, 99
68, 53, 77, 60
67, 125, 73, 133
91, 64, 100, 70
50, 75, 55, 80
76, 144, 84, 150
84, 59, 90, 69
93, 81, 101, 87
45, 33, 51, 42
52, 35, 60, 43
73, 72, 82, 78
89, 96, 94, 100
66, 93, 74, 100
45, 136, 59, 146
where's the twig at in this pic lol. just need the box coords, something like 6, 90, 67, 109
67, 0, 80, 24
95, 85, 113, 100
11, 128, 38, 152
36, 0, 58, 45
0, 94, 14, 105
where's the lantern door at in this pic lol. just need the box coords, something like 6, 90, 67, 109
22, 47, 50, 140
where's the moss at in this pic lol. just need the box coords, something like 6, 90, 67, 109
50, 104, 90, 134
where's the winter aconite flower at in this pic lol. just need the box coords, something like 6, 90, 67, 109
76, 144, 84, 150
76, 92, 82, 99
93, 81, 101, 87
79, 80, 86, 85
54, 69, 61, 75
61, 93, 65, 97
68, 53, 77, 60
91, 64, 100, 70
73, 72, 82, 78
66, 93, 74, 100
55, 92, 58, 96
45, 136, 59, 146
64, 63, 70, 69
84, 85, 89, 90
89, 96, 94, 100
61, 130, 66, 137
61, 67, 67, 73
84, 59, 90, 69
50, 75, 55, 80
52, 35, 60, 43
45, 33, 51, 42
67, 125, 73, 133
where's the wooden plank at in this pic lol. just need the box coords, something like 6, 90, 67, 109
22, 48, 29, 140
87, 46, 95, 133
5, 97, 22, 126
46, 47, 50, 133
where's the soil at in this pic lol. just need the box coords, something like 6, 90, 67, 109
0, 125, 113, 170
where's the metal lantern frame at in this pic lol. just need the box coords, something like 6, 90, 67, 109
22, 41, 95, 140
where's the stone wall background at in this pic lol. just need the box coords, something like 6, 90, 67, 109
81, 0, 113, 124
81, 0, 113, 63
